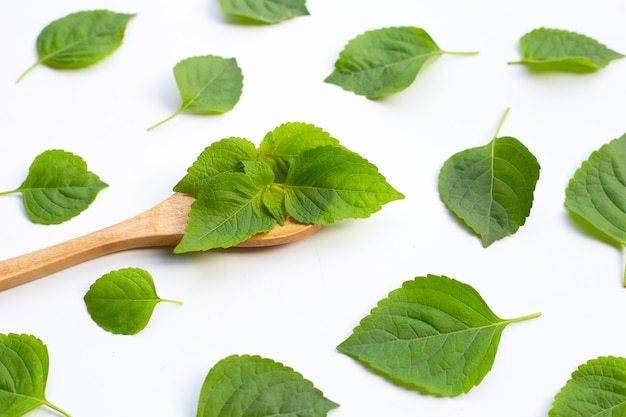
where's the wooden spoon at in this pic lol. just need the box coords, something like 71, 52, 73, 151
0, 193, 321, 291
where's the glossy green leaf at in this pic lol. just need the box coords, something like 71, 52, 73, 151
325, 26, 477, 99
197, 354, 339, 417
219, 0, 309, 24
0, 333, 71, 417
438, 110, 540, 247
283, 145, 405, 225
337, 275, 540, 396
549, 356, 626, 417
17, 10, 135, 82
509, 28, 624, 72
0, 149, 108, 225
148, 55, 243, 130
83, 267, 182, 335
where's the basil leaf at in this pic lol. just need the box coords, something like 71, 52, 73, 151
337, 275, 541, 396
83, 267, 182, 335
258, 122, 340, 182
325, 26, 477, 99
174, 163, 278, 253
283, 145, 405, 224
197, 354, 339, 417
148, 55, 244, 130
174, 137, 257, 195
219, 0, 309, 24
438, 110, 540, 247
17, 10, 135, 82
509, 28, 624, 72
549, 356, 626, 417
0, 150, 108, 225
0, 333, 71, 417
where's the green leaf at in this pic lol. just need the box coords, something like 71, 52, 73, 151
174, 165, 278, 253
0, 333, 71, 417
438, 109, 540, 247
174, 137, 257, 195
0, 149, 108, 225
196, 354, 339, 417
148, 55, 243, 130
283, 145, 405, 225
337, 274, 541, 397
17, 10, 135, 82
324, 26, 478, 99
258, 122, 341, 182
509, 28, 624, 72
83, 267, 182, 335
219, 0, 309, 24
549, 356, 626, 417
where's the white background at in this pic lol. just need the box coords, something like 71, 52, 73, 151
1, 0, 625, 416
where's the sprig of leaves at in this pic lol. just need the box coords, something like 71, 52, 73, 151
83, 267, 182, 335
0, 150, 108, 225
325, 26, 478, 99
0, 333, 71, 417
508, 28, 624, 72
337, 274, 540, 396
219, 0, 309, 24
173, 122, 404, 253
438, 108, 540, 247
196, 354, 338, 417
17, 10, 135, 82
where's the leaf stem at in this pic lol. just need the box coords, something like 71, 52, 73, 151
147, 108, 183, 131
16, 62, 41, 83
442, 50, 480, 56
161, 298, 184, 306
507, 311, 542, 324
493, 107, 511, 138
43, 399, 72, 417
0, 189, 19, 196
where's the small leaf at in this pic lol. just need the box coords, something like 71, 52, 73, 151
219, 0, 309, 24
0, 149, 108, 225
173, 137, 257, 195
337, 275, 540, 397
0, 333, 71, 417
283, 145, 405, 225
83, 267, 182, 335
196, 354, 339, 417
509, 28, 624, 72
325, 26, 477, 99
148, 55, 243, 130
549, 356, 626, 417
438, 109, 540, 247
17, 10, 135, 82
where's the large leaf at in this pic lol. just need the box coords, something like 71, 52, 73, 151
0, 333, 70, 417
83, 267, 182, 335
337, 275, 540, 396
549, 356, 626, 417
196, 354, 338, 417
283, 145, 405, 224
509, 28, 624, 72
219, 0, 309, 24
324, 26, 477, 99
18, 10, 135, 82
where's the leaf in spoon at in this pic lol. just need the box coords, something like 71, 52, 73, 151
549, 356, 626, 416
83, 267, 182, 335
337, 274, 541, 396
324, 26, 478, 99
0, 333, 71, 417
438, 109, 540, 247
196, 354, 339, 417
17, 10, 135, 82
219, 0, 309, 24
148, 55, 243, 130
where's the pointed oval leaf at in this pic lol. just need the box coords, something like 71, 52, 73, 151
197, 354, 339, 417
0, 333, 70, 417
337, 275, 540, 396
219, 0, 309, 24
283, 145, 404, 225
549, 356, 626, 417
438, 136, 540, 247
509, 28, 624, 72
83, 267, 182, 335
16, 149, 108, 225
